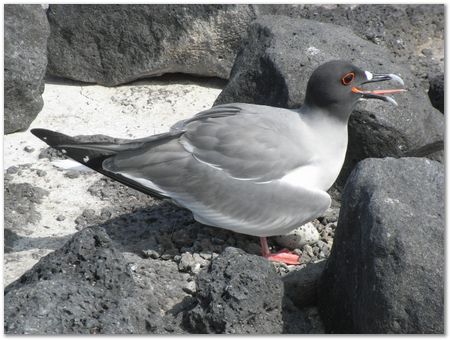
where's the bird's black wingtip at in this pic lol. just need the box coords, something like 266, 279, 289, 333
31, 128, 50, 139
30, 128, 72, 147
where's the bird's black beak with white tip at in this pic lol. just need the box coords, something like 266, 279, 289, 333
352, 71, 406, 106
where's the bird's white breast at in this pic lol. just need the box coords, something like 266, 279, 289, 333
279, 114, 348, 191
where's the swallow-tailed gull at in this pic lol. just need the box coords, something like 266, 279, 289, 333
32, 60, 405, 265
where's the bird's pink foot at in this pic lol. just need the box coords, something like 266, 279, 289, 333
263, 248, 300, 265
259, 237, 300, 265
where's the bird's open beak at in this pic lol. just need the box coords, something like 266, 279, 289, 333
352, 72, 406, 106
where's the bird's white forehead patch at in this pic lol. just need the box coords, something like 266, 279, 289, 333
364, 71, 373, 80
83, 156, 90, 163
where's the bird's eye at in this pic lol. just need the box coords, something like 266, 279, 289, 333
341, 72, 355, 85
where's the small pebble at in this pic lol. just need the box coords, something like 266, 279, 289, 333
182, 280, 196, 295
312, 246, 320, 256
127, 263, 137, 272
36, 169, 47, 177
317, 240, 326, 249
199, 252, 212, 260
56, 215, 66, 221
303, 244, 314, 257
275, 222, 320, 249
301, 253, 311, 264
178, 252, 195, 272
23, 146, 35, 153
64, 170, 80, 179
6, 166, 19, 174
142, 249, 160, 259
422, 48, 433, 56
160, 253, 173, 261
100, 208, 112, 219
82, 209, 96, 218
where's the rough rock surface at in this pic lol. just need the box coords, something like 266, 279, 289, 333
4, 226, 184, 335
4, 180, 49, 252
46, 4, 257, 85
428, 73, 444, 113
257, 4, 444, 90
318, 157, 444, 334
282, 261, 326, 308
183, 247, 284, 333
215, 16, 444, 187
4, 4, 50, 134
183, 247, 320, 334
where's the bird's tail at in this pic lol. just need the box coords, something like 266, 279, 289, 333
31, 128, 131, 171
31, 128, 174, 199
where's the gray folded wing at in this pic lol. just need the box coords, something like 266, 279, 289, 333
102, 103, 330, 236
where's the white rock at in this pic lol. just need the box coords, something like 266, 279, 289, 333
274, 222, 320, 249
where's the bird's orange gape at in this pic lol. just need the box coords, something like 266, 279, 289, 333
352, 87, 407, 95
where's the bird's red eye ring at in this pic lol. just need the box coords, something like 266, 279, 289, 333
341, 72, 355, 85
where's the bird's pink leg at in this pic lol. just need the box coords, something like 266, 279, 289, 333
259, 237, 300, 265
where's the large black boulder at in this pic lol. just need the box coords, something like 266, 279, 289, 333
4, 4, 50, 134
257, 4, 444, 90
46, 4, 257, 85
318, 157, 444, 333
4, 226, 168, 334
183, 247, 284, 334
215, 16, 444, 187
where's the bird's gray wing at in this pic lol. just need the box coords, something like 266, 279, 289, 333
105, 103, 315, 184
175, 103, 316, 182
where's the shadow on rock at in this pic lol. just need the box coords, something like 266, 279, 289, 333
4, 228, 72, 253
77, 199, 261, 262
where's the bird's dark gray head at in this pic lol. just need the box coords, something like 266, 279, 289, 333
304, 60, 405, 122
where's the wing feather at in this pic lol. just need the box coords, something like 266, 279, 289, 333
179, 104, 314, 181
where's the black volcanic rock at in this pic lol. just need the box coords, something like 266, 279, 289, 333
183, 247, 284, 334
46, 4, 257, 85
4, 227, 168, 334
318, 157, 444, 333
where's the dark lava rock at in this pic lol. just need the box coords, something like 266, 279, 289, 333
4, 4, 50, 134
428, 73, 444, 113
257, 5, 443, 56
215, 16, 444, 188
4, 226, 169, 334
282, 261, 326, 308
46, 4, 257, 85
183, 247, 283, 334
318, 157, 444, 334
38, 146, 67, 161
4, 181, 49, 235
257, 5, 444, 89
